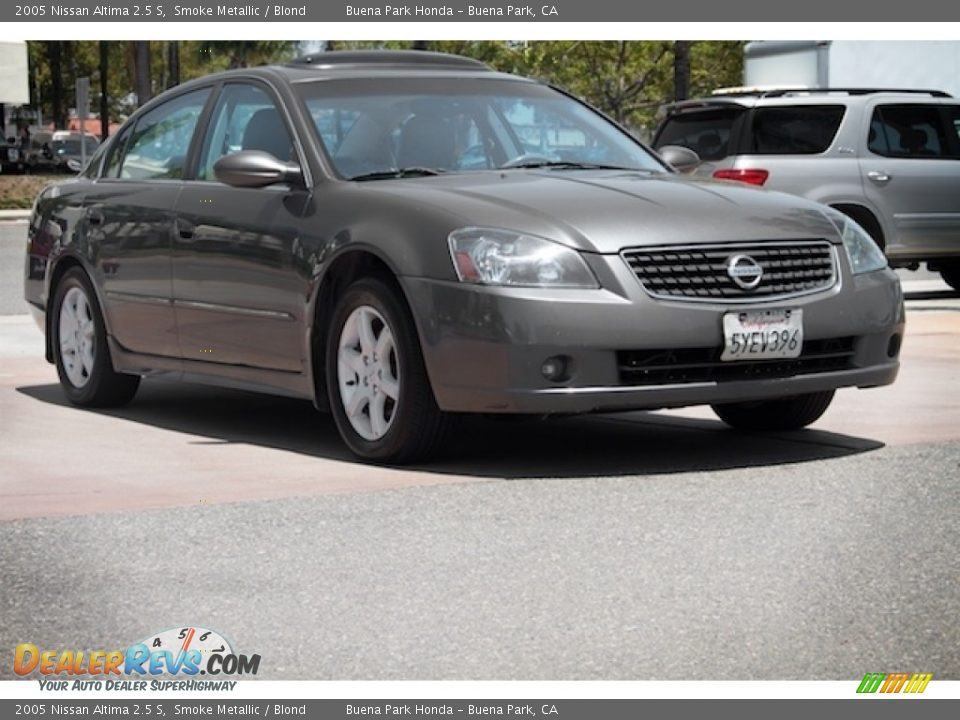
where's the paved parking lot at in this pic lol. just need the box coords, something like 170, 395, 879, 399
1, 219, 958, 679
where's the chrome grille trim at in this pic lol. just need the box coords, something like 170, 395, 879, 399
621, 240, 839, 304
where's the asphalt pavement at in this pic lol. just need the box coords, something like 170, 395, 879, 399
1, 218, 958, 680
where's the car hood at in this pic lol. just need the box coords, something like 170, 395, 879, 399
364, 170, 840, 253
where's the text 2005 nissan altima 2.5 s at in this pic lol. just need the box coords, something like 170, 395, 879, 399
24, 51, 904, 463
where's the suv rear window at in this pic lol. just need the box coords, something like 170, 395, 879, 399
746, 105, 845, 155
869, 104, 959, 158
654, 107, 744, 161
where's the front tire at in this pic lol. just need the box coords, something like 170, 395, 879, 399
711, 390, 835, 431
326, 277, 449, 463
52, 268, 140, 407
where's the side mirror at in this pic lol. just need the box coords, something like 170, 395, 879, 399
658, 145, 702, 174
213, 150, 303, 188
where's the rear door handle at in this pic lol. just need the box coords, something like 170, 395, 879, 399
867, 171, 891, 185
176, 219, 195, 240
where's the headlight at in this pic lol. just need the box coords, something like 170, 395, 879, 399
825, 211, 887, 275
448, 227, 598, 288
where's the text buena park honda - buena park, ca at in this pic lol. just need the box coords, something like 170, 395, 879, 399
346, 5, 559, 16
15, 4, 308, 17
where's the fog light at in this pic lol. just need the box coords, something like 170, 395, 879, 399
541, 355, 572, 382
887, 333, 902, 358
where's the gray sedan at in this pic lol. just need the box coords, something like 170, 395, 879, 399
24, 51, 903, 463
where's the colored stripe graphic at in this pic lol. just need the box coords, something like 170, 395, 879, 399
857, 672, 932, 694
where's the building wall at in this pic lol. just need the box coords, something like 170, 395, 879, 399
828, 41, 960, 98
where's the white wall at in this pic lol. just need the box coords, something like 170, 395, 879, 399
0, 41, 29, 105
745, 47, 820, 88
827, 41, 960, 97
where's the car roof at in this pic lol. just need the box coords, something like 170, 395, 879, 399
168, 50, 533, 92
663, 87, 952, 114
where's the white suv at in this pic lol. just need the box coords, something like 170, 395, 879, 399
654, 88, 960, 290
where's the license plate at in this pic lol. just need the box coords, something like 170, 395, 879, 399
721, 309, 803, 362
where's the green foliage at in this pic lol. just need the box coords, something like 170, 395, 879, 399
22, 40, 743, 139
326, 40, 744, 136
25, 41, 301, 131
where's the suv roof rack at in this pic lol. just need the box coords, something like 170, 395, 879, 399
288, 50, 491, 71
712, 87, 952, 99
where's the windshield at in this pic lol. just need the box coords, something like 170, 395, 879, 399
295, 77, 665, 179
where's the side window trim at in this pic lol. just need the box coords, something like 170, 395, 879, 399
182, 83, 222, 181
99, 123, 134, 180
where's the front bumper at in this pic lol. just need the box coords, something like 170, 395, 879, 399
401, 252, 904, 414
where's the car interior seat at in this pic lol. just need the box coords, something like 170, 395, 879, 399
242, 108, 294, 162
397, 114, 456, 170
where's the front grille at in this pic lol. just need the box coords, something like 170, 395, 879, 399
622, 241, 836, 302
617, 337, 857, 386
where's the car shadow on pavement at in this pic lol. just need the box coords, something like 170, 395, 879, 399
17, 380, 884, 479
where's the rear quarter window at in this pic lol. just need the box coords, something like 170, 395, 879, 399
746, 105, 845, 155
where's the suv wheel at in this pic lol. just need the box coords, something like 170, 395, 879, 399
326, 277, 449, 464
711, 390, 835, 431
52, 268, 140, 407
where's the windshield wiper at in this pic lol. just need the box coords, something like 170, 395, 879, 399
349, 167, 444, 181
500, 160, 641, 171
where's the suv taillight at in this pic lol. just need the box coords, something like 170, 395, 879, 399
713, 168, 769, 186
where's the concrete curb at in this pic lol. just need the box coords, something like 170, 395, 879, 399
0, 209, 31, 220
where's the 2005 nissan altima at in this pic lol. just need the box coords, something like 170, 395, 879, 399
24, 51, 904, 463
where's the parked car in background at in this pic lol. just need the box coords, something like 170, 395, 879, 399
653, 88, 960, 290
21, 131, 56, 173
25, 52, 904, 463
49, 131, 101, 173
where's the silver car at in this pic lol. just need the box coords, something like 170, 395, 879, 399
654, 88, 960, 290
24, 52, 903, 463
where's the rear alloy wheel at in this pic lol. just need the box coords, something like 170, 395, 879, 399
326, 277, 449, 463
711, 390, 835, 431
52, 268, 140, 407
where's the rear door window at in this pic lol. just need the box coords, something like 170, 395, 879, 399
119, 88, 211, 180
868, 104, 958, 159
654, 107, 745, 161
746, 105, 845, 155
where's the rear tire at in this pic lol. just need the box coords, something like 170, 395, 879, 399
52, 267, 140, 407
326, 277, 450, 464
940, 263, 960, 292
711, 390, 835, 431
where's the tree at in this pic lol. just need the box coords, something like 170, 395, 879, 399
46, 41, 65, 129
167, 42, 181, 89
133, 41, 152, 107
99, 42, 109, 139
673, 41, 691, 102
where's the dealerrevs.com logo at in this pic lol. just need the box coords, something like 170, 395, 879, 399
14, 626, 260, 691
857, 672, 933, 694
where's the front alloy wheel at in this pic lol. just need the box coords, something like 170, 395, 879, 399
336, 305, 400, 441
326, 277, 449, 463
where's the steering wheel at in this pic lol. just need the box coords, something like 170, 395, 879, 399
499, 153, 557, 169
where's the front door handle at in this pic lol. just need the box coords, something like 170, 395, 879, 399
867, 170, 891, 185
